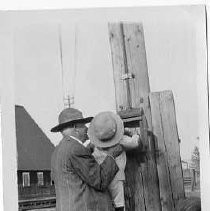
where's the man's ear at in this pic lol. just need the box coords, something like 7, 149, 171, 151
74, 127, 80, 134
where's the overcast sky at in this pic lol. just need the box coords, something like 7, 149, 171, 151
10, 5, 205, 160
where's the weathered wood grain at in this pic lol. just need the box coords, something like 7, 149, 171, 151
123, 23, 150, 103
109, 22, 185, 211
108, 23, 130, 110
138, 109, 161, 211
122, 23, 152, 131
150, 91, 185, 210
150, 92, 175, 211
108, 22, 161, 211
118, 107, 141, 119
159, 91, 185, 206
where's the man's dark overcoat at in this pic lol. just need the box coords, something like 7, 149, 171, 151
51, 136, 119, 211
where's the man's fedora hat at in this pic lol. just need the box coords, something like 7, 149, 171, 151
88, 111, 124, 148
51, 108, 93, 132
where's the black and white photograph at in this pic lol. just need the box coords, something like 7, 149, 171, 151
0, 4, 208, 211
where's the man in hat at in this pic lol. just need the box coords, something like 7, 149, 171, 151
51, 107, 123, 211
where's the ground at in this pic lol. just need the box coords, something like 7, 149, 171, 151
185, 185, 201, 198
30, 209, 55, 211
27, 185, 201, 211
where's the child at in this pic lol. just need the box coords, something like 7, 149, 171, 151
87, 111, 141, 211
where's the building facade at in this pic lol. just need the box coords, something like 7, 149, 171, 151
15, 105, 55, 200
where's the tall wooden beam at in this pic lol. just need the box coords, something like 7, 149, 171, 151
150, 91, 185, 209
109, 22, 161, 211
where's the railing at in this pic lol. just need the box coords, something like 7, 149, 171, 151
18, 184, 55, 200
184, 177, 192, 186
19, 197, 56, 211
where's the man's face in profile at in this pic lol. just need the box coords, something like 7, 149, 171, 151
76, 123, 88, 142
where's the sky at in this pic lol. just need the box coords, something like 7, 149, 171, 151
10, 5, 205, 160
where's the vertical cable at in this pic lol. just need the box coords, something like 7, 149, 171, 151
58, 24, 65, 108
71, 24, 78, 107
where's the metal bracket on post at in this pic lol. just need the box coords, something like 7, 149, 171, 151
121, 73, 135, 80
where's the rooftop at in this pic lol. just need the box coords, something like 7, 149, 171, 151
15, 105, 55, 171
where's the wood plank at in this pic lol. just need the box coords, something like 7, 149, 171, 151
118, 107, 141, 119
109, 23, 146, 211
123, 23, 150, 101
108, 23, 130, 110
108, 22, 161, 211
150, 92, 175, 211
122, 23, 152, 131
150, 90, 185, 209
159, 91, 185, 207
123, 23, 161, 211
125, 151, 146, 211
138, 108, 161, 211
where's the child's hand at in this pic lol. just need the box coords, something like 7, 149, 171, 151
120, 134, 142, 150
124, 128, 133, 137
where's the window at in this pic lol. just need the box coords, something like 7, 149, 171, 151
22, 172, 30, 187
37, 172, 44, 186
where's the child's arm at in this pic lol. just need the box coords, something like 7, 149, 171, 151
120, 134, 142, 151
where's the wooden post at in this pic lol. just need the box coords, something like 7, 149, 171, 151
109, 22, 161, 211
150, 91, 185, 209
191, 169, 196, 191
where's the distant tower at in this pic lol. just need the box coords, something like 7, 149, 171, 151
63, 95, 74, 108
